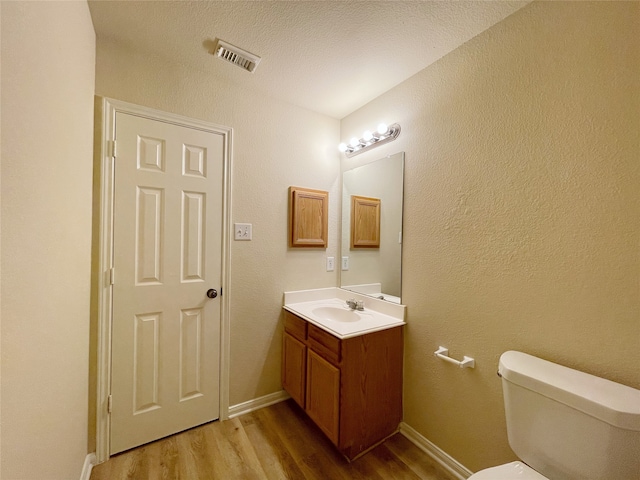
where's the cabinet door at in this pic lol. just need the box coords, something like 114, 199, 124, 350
282, 332, 306, 408
288, 186, 328, 247
306, 349, 340, 445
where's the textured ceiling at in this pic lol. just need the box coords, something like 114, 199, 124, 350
88, 1, 530, 119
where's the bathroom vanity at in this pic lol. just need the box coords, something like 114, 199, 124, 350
282, 288, 405, 460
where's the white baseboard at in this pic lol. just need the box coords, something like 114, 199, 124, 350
228, 390, 290, 419
399, 422, 473, 480
80, 453, 97, 480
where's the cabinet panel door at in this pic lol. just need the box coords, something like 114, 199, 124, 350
306, 349, 340, 445
282, 333, 306, 407
288, 186, 328, 247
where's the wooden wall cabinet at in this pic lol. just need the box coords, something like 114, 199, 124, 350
281, 310, 403, 460
288, 186, 328, 248
350, 195, 381, 248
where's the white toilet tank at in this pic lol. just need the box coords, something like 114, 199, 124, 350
499, 351, 640, 480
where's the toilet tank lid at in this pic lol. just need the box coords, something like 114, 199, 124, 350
499, 351, 640, 431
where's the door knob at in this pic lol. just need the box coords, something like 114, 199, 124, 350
206, 288, 218, 299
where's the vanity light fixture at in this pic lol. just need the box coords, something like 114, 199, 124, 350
338, 123, 401, 157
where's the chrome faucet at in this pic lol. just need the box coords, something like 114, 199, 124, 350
346, 299, 364, 311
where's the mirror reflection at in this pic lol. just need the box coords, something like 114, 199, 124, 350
340, 152, 404, 303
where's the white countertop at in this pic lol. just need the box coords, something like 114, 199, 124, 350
283, 287, 406, 339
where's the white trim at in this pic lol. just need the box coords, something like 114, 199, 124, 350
228, 391, 290, 419
218, 125, 233, 420
95, 97, 233, 462
399, 422, 473, 480
79, 453, 97, 480
95, 97, 114, 463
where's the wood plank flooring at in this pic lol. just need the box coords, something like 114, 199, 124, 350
91, 399, 459, 480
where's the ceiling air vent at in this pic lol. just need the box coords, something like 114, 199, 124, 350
212, 39, 261, 73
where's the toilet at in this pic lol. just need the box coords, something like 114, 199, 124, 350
469, 351, 640, 480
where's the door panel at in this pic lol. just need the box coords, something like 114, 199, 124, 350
282, 332, 307, 408
110, 112, 223, 454
306, 349, 340, 445
181, 191, 206, 282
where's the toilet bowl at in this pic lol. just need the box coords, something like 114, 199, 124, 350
467, 351, 640, 480
469, 461, 548, 479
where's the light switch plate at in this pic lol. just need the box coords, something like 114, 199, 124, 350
234, 223, 252, 240
341, 256, 349, 271
326, 257, 335, 272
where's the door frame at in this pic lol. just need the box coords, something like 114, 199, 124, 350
94, 97, 232, 463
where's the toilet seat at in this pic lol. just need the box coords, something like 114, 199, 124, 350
468, 461, 549, 479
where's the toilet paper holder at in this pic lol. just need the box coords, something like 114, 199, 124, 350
434, 346, 475, 369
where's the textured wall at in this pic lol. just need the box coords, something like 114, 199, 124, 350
342, 1, 639, 472
0, 2, 96, 478
94, 40, 340, 408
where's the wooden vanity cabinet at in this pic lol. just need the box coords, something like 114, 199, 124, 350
282, 309, 403, 460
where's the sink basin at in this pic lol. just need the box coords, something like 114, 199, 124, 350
311, 306, 361, 323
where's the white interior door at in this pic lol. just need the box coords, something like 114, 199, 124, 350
110, 112, 223, 454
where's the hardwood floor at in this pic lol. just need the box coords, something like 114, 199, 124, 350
91, 399, 459, 480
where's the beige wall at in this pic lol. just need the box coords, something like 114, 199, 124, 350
0, 2, 96, 479
5, 1, 634, 475
93, 40, 341, 409
342, 1, 639, 472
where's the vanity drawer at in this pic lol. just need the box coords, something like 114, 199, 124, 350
308, 324, 341, 364
284, 310, 307, 341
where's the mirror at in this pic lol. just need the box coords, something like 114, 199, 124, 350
340, 152, 404, 303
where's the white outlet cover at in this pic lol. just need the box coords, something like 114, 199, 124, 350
341, 256, 349, 271
234, 223, 252, 240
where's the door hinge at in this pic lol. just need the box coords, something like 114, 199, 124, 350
109, 268, 115, 285
107, 395, 113, 414
107, 140, 117, 158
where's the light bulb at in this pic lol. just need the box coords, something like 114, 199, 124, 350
362, 130, 373, 142
377, 123, 388, 135
338, 143, 348, 152
349, 137, 360, 147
